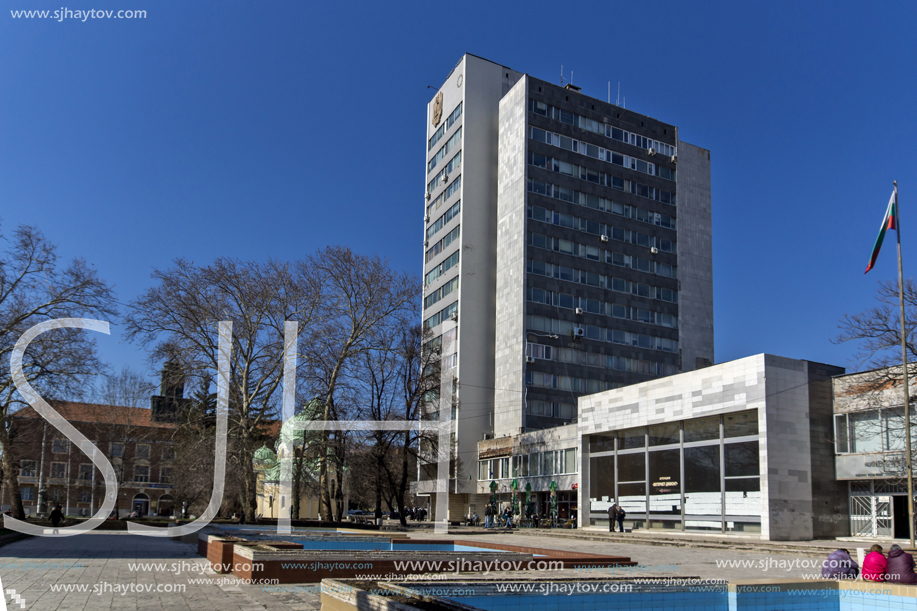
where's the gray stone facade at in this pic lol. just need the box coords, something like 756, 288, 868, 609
578, 354, 847, 540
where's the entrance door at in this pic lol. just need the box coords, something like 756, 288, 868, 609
894, 496, 910, 539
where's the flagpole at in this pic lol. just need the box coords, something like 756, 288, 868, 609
894, 180, 914, 548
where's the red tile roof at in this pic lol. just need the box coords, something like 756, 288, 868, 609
15, 401, 178, 430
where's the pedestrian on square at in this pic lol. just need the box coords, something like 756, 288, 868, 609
484, 504, 492, 528
607, 504, 618, 533
886, 545, 917, 585
615, 505, 626, 533
49, 505, 63, 529
821, 548, 859, 579
862, 544, 887, 582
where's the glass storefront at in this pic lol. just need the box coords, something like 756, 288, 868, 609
587, 409, 761, 532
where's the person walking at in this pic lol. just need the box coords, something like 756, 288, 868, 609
484, 504, 492, 529
615, 505, 626, 533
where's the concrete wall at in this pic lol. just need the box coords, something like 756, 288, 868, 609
494, 75, 529, 439
675, 141, 714, 371
807, 360, 849, 538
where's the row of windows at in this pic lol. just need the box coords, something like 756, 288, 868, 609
525, 343, 678, 376
425, 250, 459, 286
527, 400, 577, 419
427, 200, 460, 240
526, 318, 678, 355
526, 301, 679, 351
427, 175, 462, 217
42, 440, 174, 460
528, 231, 677, 279
527, 290, 678, 329
526, 370, 614, 393
530, 126, 675, 182
835, 408, 913, 454
428, 127, 462, 173
425, 225, 460, 263
525, 178, 676, 231
424, 276, 459, 309
429, 101, 463, 150
531, 99, 676, 158
22, 460, 173, 485
424, 327, 458, 359
427, 150, 462, 193
528, 163, 675, 207
528, 204, 676, 254
529, 308, 677, 338
424, 300, 457, 329
478, 448, 577, 481
527, 259, 677, 304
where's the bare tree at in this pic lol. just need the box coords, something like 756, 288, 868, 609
0, 223, 116, 518
125, 258, 321, 521
304, 246, 417, 522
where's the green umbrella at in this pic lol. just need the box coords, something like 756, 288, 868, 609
511, 479, 519, 515
549, 480, 558, 526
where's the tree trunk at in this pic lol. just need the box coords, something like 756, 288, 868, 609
0, 424, 24, 519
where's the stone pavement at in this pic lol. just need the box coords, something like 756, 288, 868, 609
0, 532, 316, 611
0, 528, 867, 610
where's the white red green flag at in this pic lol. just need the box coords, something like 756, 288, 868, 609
865, 189, 899, 274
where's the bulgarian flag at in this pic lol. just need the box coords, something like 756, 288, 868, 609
865, 189, 899, 274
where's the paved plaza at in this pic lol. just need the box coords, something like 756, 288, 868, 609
0, 529, 863, 610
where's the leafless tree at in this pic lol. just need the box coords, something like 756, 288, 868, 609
303, 246, 417, 522
0, 223, 116, 518
125, 258, 321, 521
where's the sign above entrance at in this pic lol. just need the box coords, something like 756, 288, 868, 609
836, 453, 906, 480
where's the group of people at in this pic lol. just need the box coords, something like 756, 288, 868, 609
822, 545, 917, 583
482, 504, 517, 528
406, 507, 427, 521
607, 503, 626, 533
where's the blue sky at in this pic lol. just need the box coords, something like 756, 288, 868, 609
1, 0, 915, 384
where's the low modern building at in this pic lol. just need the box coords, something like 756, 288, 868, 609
575, 354, 847, 540
833, 365, 917, 539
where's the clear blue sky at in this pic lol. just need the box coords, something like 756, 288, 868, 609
2, 0, 915, 384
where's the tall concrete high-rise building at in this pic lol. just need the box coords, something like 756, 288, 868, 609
417, 54, 713, 519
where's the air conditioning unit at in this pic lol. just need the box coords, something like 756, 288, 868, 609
525, 356, 535, 364
424, 240, 429, 247
443, 174, 449, 182
425, 192, 431, 200
424, 215, 430, 223
449, 312, 458, 322
573, 327, 585, 338
600, 235, 609, 242
648, 148, 656, 156
575, 307, 584, 315
670, 155, 677, 163
651, 247, 659, 254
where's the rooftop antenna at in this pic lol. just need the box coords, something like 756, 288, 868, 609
560, 65, 564, 86
608, 82, 610, 103
570, 70, 574, 85
617, 82, 620, 106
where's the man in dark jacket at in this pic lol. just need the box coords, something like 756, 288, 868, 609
484, 504, 492, 529
49, 505, 64, 529
607, 505, 617, 533
886, 544, 917, 584
616, 506, 626, 533
821, 549, 859, 579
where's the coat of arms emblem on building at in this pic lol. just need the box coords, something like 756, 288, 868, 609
432, 91, 443, 126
